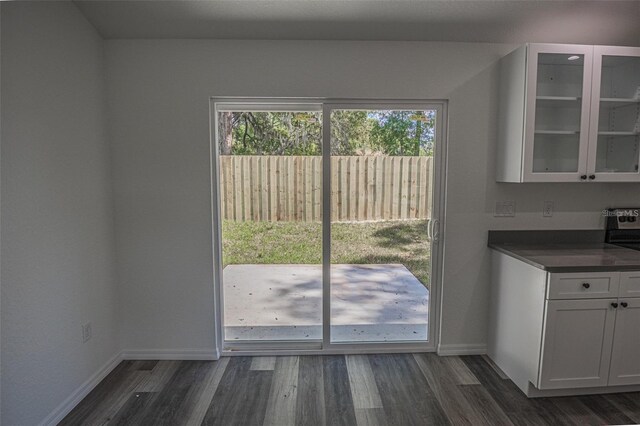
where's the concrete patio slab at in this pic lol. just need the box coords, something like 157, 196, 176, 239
223, 264, 429, 342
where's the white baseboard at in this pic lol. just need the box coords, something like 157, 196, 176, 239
40, 351, 123, 426
437, 343, 487, 356
121, 348, 220, 360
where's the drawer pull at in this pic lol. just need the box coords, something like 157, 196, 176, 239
611, 302, 619, 308
582, 283, 590, 289
621, 302, 628, 308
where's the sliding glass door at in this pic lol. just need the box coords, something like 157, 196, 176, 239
212, 99, 445, 353
327, 106, 436, 344
215, 103, 324, 346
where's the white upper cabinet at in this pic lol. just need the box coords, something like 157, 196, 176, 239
497, 44, 640, 183
588, 46, 640, 181
524, 44, 593, 182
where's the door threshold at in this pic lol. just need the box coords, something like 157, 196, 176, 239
223, 340, 434, 356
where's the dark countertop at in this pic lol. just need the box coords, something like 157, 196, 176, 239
488, 230, 640, 272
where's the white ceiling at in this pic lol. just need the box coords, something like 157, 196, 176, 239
74, 0, 640, 45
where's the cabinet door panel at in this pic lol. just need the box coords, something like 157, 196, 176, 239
609, 298, 640, 386
587, 46, 640, 182
523, 44, 593, 182
547, 272, 619, 300
620, 271, 640, 297
538, 299, 616, 389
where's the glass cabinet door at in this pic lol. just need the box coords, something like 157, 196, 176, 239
588, 46, 640, 181
523, 44, 593, 182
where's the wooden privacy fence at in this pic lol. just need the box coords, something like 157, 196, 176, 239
219, 155, 433, 222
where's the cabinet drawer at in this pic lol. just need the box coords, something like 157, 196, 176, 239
620, 271, 640, 298
547, 272, 620, 299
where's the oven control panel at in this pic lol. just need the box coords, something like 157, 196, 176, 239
606, 208, 640, 230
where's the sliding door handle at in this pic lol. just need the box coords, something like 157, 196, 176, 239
431, 219, 440, 243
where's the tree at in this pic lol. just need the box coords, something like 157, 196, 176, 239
219, 112, 235, 155
218, 112, 320, 155
330, 111, 371, 155
218, 109, 435, 156
369, 111, 435, 156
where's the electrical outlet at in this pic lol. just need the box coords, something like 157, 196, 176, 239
82, 322, 92, 343
543, 201, 554, 217
495, 201, 515, 217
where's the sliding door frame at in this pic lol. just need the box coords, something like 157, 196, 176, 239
321, 101, 446, 354
209, 97, 448, 356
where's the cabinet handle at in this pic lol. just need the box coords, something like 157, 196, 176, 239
611, 302, 619, 308
582, 282, 590, 289
580, 175, 587, 180
621, 302, 628, 308
589, 174, 596, 180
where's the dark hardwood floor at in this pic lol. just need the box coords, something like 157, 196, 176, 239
60, 354, 640, 425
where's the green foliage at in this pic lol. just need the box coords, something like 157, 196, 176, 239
369, 111, 435, 156
329, 110, 372, 155
230, 112, 321, 155
221, 109, 435, 156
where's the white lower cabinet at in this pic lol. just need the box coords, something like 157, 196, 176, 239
538, 298, 617, 389
609, 297, 640, 386
489, 251, 640, 397
539, 276, 640, 390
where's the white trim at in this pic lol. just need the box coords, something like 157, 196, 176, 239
209, 99, 225, 361
215, 102, 322, 112
431, 101, 448, 355
525, 382, 640, 398
210, 97, 447, 355
224, 339, 432, 354
322, 103, 332, 347
223, 346, 434, 357
121, 348, 220, 360
437, 343, 487, 356
39, 352, 123, 426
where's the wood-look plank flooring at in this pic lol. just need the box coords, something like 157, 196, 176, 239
61, 354, 640, 425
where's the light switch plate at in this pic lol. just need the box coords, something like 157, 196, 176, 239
495, 201, 515, 217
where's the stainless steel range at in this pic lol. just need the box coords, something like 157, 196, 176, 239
605, 208, 640, 250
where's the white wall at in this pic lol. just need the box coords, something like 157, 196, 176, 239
0, 2, 637, 423
1, 3, 119, 425
105, 37, 640, 356
444, 66, 640, 350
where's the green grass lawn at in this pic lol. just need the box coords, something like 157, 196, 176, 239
222, 219, 430, 288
